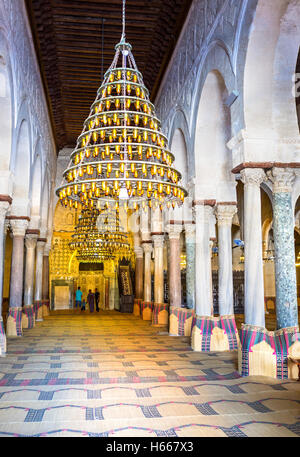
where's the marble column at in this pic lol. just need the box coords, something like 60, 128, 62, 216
267, 168, 298, 329
134, 247, 144, 300
34, 239, 45, 321
152, 234, 165, 304
166, 224, 182, 307
0, 203, 10, 353
0, 203, 10, 313
215, 204, 237, 316
42, 251, 50, 302
24, 234, 37, 307
184, 223, 195, 309
142, 242, 152, 302
194, 203, 213, 316
7, 219, 28, 337
241, 169, 266, 328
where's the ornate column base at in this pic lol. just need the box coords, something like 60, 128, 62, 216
238, 324, 300, 379
140, 301, 153, 321
169, 306, 195, 336
42, 299, 50, 317
34, 301, 43, 322
22, 305, 35, 329
133, 299, 142, 317
191, 315, 239, 352
6, 307, 22, 337
0, 317, 6, 354
152, 303, 169, 327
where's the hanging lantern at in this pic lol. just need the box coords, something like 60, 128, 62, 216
56, 0, 187, 212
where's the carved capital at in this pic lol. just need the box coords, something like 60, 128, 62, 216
240, 168, 266, 187
0, 202, 10, 221
142, 242, 153, 255
10, 219, 29, 237
152, 234, 165, 248
184, 223, 195, 242
215, 204, 237, 226
25, 234, 38, 250
166, 223, 182, 240
134, 247, 144, 259
267, 167, 296, 193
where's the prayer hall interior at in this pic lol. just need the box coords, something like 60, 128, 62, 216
0, 0, 299, 438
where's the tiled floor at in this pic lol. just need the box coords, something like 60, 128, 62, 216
0, 311, 299, 437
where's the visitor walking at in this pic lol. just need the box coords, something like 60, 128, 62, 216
87, 289, 95, 313
95, 288, 100, 312
75, 286, 82, 309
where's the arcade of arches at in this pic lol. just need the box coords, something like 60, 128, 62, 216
0, 0, 299, 438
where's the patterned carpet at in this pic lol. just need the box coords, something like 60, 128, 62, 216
0, 310, 299, 437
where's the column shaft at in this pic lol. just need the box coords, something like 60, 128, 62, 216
216, 205, 237, 315
152, 235, 164, 304
185, 224, 195, 309
241, 169, 265, 327
42, 255, 49, 300
268, 168, 298, 328
194, 204, 213, 316
24, 235, 37, 306
34, 241, 45, 301
142, 243, 152, 302
167, 225, 182, 307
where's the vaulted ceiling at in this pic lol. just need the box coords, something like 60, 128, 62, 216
25, 0, 193, 152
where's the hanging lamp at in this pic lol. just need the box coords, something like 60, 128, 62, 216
56, 0, 188, 212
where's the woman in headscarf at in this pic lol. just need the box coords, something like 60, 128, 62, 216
87, 289, 95, 313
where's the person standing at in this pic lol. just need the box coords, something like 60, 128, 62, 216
87, 289, 95, 313
95, 288, 100, 312
75, 286, 83, 310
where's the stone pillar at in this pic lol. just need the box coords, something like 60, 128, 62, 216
34, 239, 45, 321
184, 223, 195, 310
7, 219, 28, 337
152, 234, 165, 304
42, 246, 50, 301
0, 202, 10, 353
215, 204, 237, 316
42, 244, 50, 316
166, 224, 182, 307
142, 242, 152, 302
24, 234, 37, 307
194, 203, 214, 316
134, 247, 144, 300
267, 168, 298, 329
241, 169, 266, 328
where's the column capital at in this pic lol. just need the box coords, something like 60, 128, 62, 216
134, 246, 144, 259
240, 168, 267, 187
25, 234, 38, 249
10, 219, 29, 237
142, 242, 153, 254
267, 167, 296, 193
184, 223, 195, 242
166, 223, 182, 240
0, 201, 10, 221
36, 240, 46, 252
152, 234, 165, 248
215, 204, 237, 226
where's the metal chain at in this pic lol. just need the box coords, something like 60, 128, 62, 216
121, 0, 126, 40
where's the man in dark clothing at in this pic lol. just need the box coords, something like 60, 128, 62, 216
95, 288, 100, 312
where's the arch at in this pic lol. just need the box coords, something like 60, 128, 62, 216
243, 0, 300, 144
29, 148, 42, 226
168, 109, 192, 180
170, 128, 188, 187
193, 70, 236, 202
39, 172, 50, 236
0, 28, 14, 174
10, 118, 31, 215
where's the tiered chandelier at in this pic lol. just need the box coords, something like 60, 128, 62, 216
56, 0, 187, 212
70, 208, 133, 262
